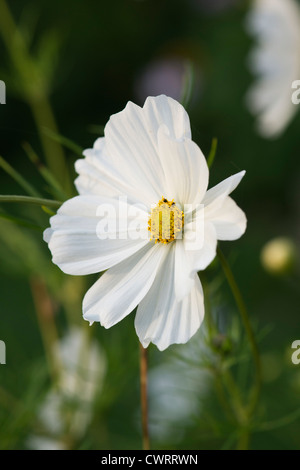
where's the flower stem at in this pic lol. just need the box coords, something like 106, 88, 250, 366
139, 343, 150, 450
217, 247, 262, 415
0, 195, 62, 208
30, 277, 62, 385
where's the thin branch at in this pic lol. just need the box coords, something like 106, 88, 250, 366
217, 247, 262, 415
139, 342, 150, 451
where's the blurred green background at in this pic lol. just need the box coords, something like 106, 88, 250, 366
0, 0, 300, 450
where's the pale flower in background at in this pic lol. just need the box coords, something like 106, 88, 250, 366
260, 237, 297, 275
134, 56, 201, 105
147, 333, 211, 442
246, 0, 300, 138
44, 95, 247, 351
27, 327, 106, 450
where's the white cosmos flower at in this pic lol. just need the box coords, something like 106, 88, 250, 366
44, 95, 246, 351
246, 0, 300, 138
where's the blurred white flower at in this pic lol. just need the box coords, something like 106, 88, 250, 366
27, 327, 106, 450
246, 0, 300, 138
44, 95, 246, 351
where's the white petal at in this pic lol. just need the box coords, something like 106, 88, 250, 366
135, 245, 204, 351
75, 138, 146, 204
83, 243, 167, 327
174, 220, 218, 301
143, 95, 191, 141
206, 196, 247, 241
175, 240, 195, 300
93, 137, 104, 150
46, 195, 149, 275
104, 100, 165, 205
203, 170, 246, 213
174, 241, 196, 301
43, 227, 53, 244
157, 127, 209, 206
184, 220, 218, 271
201, 172, 246, 242
75, 96, 194, 207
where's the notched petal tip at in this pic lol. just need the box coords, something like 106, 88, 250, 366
43, 227, 53, 244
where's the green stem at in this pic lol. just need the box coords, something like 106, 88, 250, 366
0, 195, 61, 208
139, 343, 150, 450
236, 430, 249, 450
202, 273, 248, 431
30, 277, 62, 385
217, 247, 262, 415
222, 368, 247, 424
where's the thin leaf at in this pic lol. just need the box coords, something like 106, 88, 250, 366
0, 195, 62, 208
41, 127, 83, 156
207, 138, 218, 168
41, 205, 55, 215
0, 156, 41, 197
180, 60, 195, 109
22, 142, 67, 200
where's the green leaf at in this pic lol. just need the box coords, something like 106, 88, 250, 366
207, 138, 218, 168
41, 127, 83, 156
0, 195, 62, 208
0, 156, 41, 197
22, 142, 67, 201
41, 205, 55, 215
35, 29, 63, 91
180, 60, 195, 109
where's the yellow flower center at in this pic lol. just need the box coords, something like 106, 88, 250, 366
148, 197, 184, 244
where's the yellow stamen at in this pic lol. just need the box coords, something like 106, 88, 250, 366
148, 197, 184, 244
